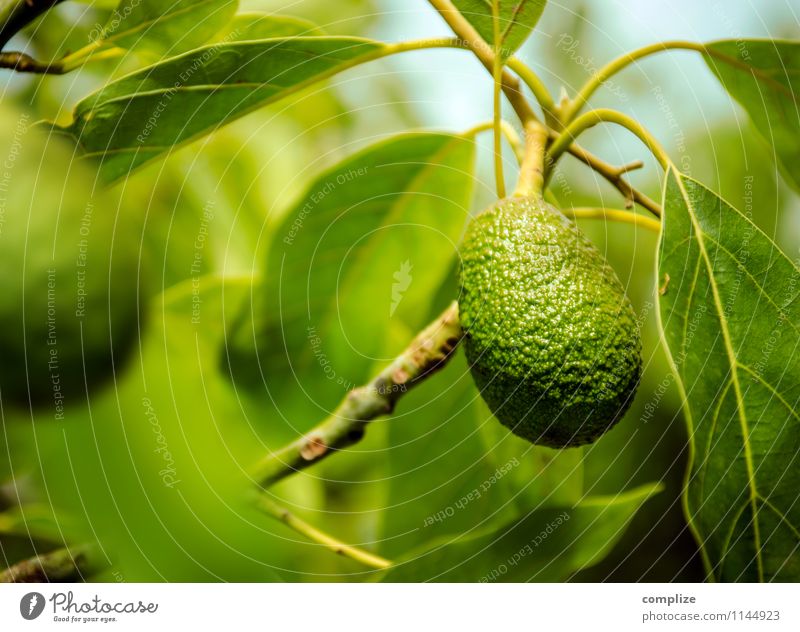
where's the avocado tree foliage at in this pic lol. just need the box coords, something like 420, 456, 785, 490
0, 0, 798, 583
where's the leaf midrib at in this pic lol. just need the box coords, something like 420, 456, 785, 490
673, 169, 765, 581
102, 0, 229, 46
64, 39, 386, 181
501, 1, 530, 43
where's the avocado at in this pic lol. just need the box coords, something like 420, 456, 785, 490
459, 196, 641, 447
0, 110, 143, 410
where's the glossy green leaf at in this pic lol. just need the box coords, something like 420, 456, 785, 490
381, 484, 661, 581
215, 12, 323, 41
230, 132, 475, 418
451, 0, 546, 58
658, 168, 800, 581
56, 37, 386, 182
704, 40, 800, 192
98, 0, 238, 53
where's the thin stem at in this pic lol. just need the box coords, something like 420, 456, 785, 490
563, 40, 706, 123
565, 207, 661, 233
556, 137, 662, 217
463, 120, 524, 164
253, 302, 463, 488
491, 0, 506, 197
514, 119, 548, 197
427, 0, 539, 125
58, 39, 128, 72
0, 544, 99, 582
547, 108, 671, 173
506, 57, 557, 124
0, 36, 464, 75
258, 497, 391, 570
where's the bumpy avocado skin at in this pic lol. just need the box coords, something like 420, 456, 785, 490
459, 197, 641, 448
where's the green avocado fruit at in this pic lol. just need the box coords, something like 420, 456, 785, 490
459, 196, 641, 448
0, 110, 143, 411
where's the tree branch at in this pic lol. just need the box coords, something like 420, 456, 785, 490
252, 301, 463, 488
0, 0, 65, 49
0, 545, 98, 583
554, 135, 662, 217
427, 0, 539, 125
0, 50, 63, 73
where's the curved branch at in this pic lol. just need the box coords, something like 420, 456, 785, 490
555, 137, 662, 217
565, 207, 661, 233
547, 108, 671, 171
562, 40, 707, 123
0, 0, 65, 49
253, 302, 463, 488
427, 0, 539, 125
506, 57, 557, 123
463, 120, 525, 164
0, 545, 99, 583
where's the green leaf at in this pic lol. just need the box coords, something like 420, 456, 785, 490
230, 132, 475, 417
6, 277, 291, 580
658, 168, 800, 581
703, 40, 800, 192
0, 506, 66, 542
214, 12, 323, 41
379, 357, 585, 558
98, 0, 239, 53
451, 0, 546, 58
56, 37, 386, 182
380, 484, 661, 581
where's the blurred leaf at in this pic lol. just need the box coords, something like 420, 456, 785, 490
380, 483, 661, 581
230, 132, 475, 417
378, 354, 509, 557
74, 0, 118, 7
658, 169, 800, 581
704, 40, 800, 192
55, 37, 385, 182
478, 402, 584, 509
99, 0, 238, 53
0, 506, 65, 542
215, 12, 324, 41
451, 0, 546, 58
5, 277, 294, 581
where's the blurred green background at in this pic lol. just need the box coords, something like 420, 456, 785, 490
0, 0, 797, 581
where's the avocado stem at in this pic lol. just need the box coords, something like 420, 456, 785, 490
514, 120, 549, 198
252, 302, 463, 489
463, 120, 524, 164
